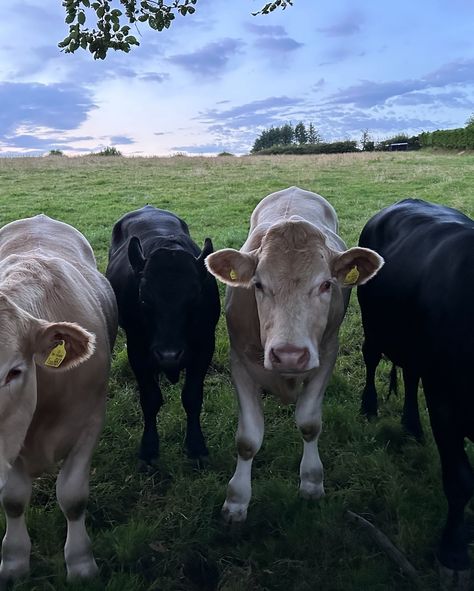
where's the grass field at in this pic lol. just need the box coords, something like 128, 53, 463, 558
0, 151, 473, 591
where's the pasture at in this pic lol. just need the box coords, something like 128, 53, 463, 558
0, 150, 473, 591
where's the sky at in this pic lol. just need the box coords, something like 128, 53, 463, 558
1, 0, 473, 156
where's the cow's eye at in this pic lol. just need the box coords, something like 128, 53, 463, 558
5, 368, 22, 385
254, 281, 263, 290
320, 280, 332, 293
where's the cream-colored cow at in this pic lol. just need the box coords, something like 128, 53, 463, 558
0, 215, 117, 583
206, 187, 383, 522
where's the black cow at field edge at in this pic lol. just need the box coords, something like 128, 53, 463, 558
106, 205, 220, 464
357, 198, 474, 588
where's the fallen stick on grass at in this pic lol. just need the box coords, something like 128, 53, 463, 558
345, 510, 419, 583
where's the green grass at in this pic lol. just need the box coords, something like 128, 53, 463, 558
0, 151, 473, 590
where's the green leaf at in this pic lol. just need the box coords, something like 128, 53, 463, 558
125, 35, 138, 44
78, 11, 86, 25
65, 12, 76, 24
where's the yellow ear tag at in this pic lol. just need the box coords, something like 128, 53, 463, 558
229, 269, 237, 281
45, 340, 67, 368
344, 266, 360, 285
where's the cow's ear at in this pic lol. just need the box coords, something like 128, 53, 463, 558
206, 248, 257, 287
331, 247, 384, 286
128, 236, 146, 275
197, 238, 214, 273
34, 321, 96, 371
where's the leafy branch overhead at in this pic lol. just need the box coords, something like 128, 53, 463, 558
59, 0, 294, 60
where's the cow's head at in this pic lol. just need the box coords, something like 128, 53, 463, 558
0, 293, 95, 489
128, 236, 213, 382
206, 220, 383, 374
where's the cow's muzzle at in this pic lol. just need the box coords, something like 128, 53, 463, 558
269, 345, 310, 372
153, 348, 184, 371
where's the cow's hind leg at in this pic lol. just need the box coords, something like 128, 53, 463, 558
182, 363, 209, 460
360, 338, 381, 418
401, 368, 423, 440
426, 389, 473, 589
222, 353, 264, 523
56, 419, 102, 580
127, 336, 163, 464
0, 463, 32, 583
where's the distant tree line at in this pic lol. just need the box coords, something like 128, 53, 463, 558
419, 115, 474, 150
251, 122, 321, 153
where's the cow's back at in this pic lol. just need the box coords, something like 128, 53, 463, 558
249, 187, 339, 242
0, 215, 96, 267
109, 205, 192, 256
358, 198, 474, 375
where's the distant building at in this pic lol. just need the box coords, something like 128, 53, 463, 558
389, 142, 409, 151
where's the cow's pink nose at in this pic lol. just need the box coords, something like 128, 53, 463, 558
270, 345, 310, 371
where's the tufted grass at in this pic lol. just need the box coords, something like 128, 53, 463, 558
0, 150, 473, 590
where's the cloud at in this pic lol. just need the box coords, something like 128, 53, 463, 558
200, 96, 306, 131
316, 10, 364, 37
254, 36, 303, 53
389, 90, 473, 108
168, 38, 244, 77
329, 59, 474, 107
0, 82, 96, 137
138, 72, 170, 83
171, 143, 231, 154
244, 23, 287, 36
0, 133, 94, 152
245, 21, 303, 55
109, 136, 135, 145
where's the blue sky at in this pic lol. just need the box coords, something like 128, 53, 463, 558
1, 0, 473, 156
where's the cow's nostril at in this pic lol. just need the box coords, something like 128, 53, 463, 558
270, 348, 281, 364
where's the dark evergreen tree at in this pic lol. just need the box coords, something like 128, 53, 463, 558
294, 122, 308, 144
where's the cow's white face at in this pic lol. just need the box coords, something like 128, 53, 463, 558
206, 220, 384, 374
0, 294, 96, 490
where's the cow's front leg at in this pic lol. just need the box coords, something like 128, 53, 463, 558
56, 413, 104, 581
127, 335, 163, 464
0, 462, 32, 584
181, 362, 209, 460
222, 353, 264, 523
295, 345, 337, 500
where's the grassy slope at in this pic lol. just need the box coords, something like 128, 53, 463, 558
0, 151, 473, 591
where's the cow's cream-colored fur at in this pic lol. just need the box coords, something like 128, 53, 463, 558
0, 215, 117, 584
206, 187, 383, 522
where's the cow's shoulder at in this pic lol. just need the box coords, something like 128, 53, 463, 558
0, 215, 96, 267
250, 186, 338, 234
110, 206, 190, 250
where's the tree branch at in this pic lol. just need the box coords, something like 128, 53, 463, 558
345, 510, 420, 584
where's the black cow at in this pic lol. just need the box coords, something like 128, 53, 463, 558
357, 198, 474, 585
106, 205, 220, 464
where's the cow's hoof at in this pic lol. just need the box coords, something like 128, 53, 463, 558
190, 455, 210, 470
221, 501, 248, 524
138, 458, 159, 472
186, 440, 209, 461
66, 558, 99, 581
0, 559, 29, 584
439, 564, 470, 591
299, 482, 325, 500
401, 421, 424, 442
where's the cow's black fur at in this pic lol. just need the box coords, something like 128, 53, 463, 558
106, 206, 220, 463
357, 198, 474, 574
